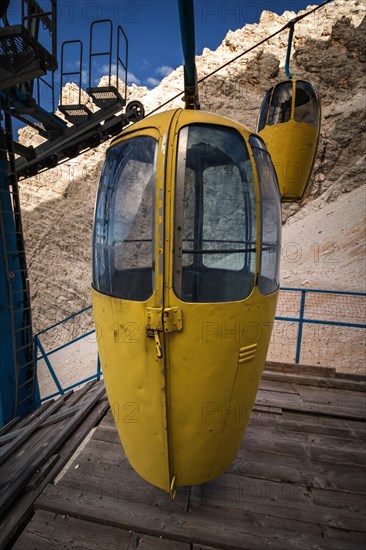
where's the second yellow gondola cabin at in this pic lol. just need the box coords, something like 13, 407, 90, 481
92, 108, 282, 494
257, 79, 320, 201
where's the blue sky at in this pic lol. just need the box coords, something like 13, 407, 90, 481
7, 0, 320, 103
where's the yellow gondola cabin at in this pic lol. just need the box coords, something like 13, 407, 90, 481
257, 78, 321, 200
92, 108, 281, 494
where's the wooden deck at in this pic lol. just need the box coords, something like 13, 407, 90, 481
1, 365, 366, 549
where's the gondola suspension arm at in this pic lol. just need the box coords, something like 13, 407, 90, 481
285, 21, 295, 79
178, 0, 200, 109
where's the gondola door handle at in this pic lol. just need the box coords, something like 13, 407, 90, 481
146, 307, 164, 359
153, 330, 163, 359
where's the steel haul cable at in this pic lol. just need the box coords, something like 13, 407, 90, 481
146, 0, 334, 117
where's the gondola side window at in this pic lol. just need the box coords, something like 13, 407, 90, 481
250, 135, 281, 295
294, 81, 319, 127
267, 81, 292, 126
257, 89, 272, 132
174, 124, 257, 303
93, 136, 157, 301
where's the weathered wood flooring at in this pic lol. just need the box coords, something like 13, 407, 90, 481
3, 366, 366, 549
0, 380, 109, 550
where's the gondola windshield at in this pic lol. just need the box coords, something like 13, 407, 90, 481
258, 79, 319, 130
174, 124, 257, 303
257, 79, 320, 200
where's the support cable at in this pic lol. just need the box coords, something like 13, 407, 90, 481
146, 0, 334, 117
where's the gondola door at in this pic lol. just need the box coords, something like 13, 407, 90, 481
92, 123, 172, 492
162, 111, 277, 489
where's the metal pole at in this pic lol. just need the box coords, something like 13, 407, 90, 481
295, 289, 306, 364
285, 23, 294, 79
178, 0, 200, 109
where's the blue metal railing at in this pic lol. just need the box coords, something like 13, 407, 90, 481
278, 287, 366, 364
34, 305, 101, 402
35, 287, 366, 402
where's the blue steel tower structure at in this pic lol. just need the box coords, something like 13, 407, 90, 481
0, 0, 143, 427
0, 0, 60, 425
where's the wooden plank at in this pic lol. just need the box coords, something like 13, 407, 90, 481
262, 370, 366, 392
60, 457, 190, 513
0, 396, 66, 466
13, 509, 190, 550
0, 396, 103, 444
256, 388, 366, 419
230, 447, 366, 494
252, 404, 283, 415
0, 416, 20, 436
265, 361, 336, 377
259, 379, 299, 394
276, 409, 366, 436
321, 527, 366, 550
25, 455, 60, 492
190, 472, 366, 532
0, 426, 27, 446
97, 408, 116, 429
41, 392, 105, 428
0, 384, 105, 518
248, 408, 366, 439
242, 424, 366, 465
188, 502, 366, 550
15, 400, 55, 430
295, 384, 366, 412
63, 380, 97, 407
14, 391, 73, 431
0, 385, 109, 550
82, 437, 130, 466
91, 412, 365, 460
36, 483, 360, 550
92, 425, 121, 445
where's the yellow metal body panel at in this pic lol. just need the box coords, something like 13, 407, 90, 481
92, 108, 279, 492
92, 289, 171, 490
259, 120, 318, 200
162, 294, 278, 486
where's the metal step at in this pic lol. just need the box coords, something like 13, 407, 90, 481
13, 107, 66, 139
13, 306, 31, 316
14, 342, 32, 353
8, 268, 28, 274
15, 324, 32, 333
19, 359, 34, 370
87, 86, 125, 110
3, 230, 26, 236
58, 104, 93, 125
2, 250, 27, 256
16, 393, 34, 407
18, 377, 35, 390
0, 210, 21, 216
0, 25, 51, 89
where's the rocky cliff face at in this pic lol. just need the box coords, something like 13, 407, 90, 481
18, 0, 366, 338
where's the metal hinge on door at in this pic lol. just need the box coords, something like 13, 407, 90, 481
162, 307, 183, 333
146, 307, 183, 359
